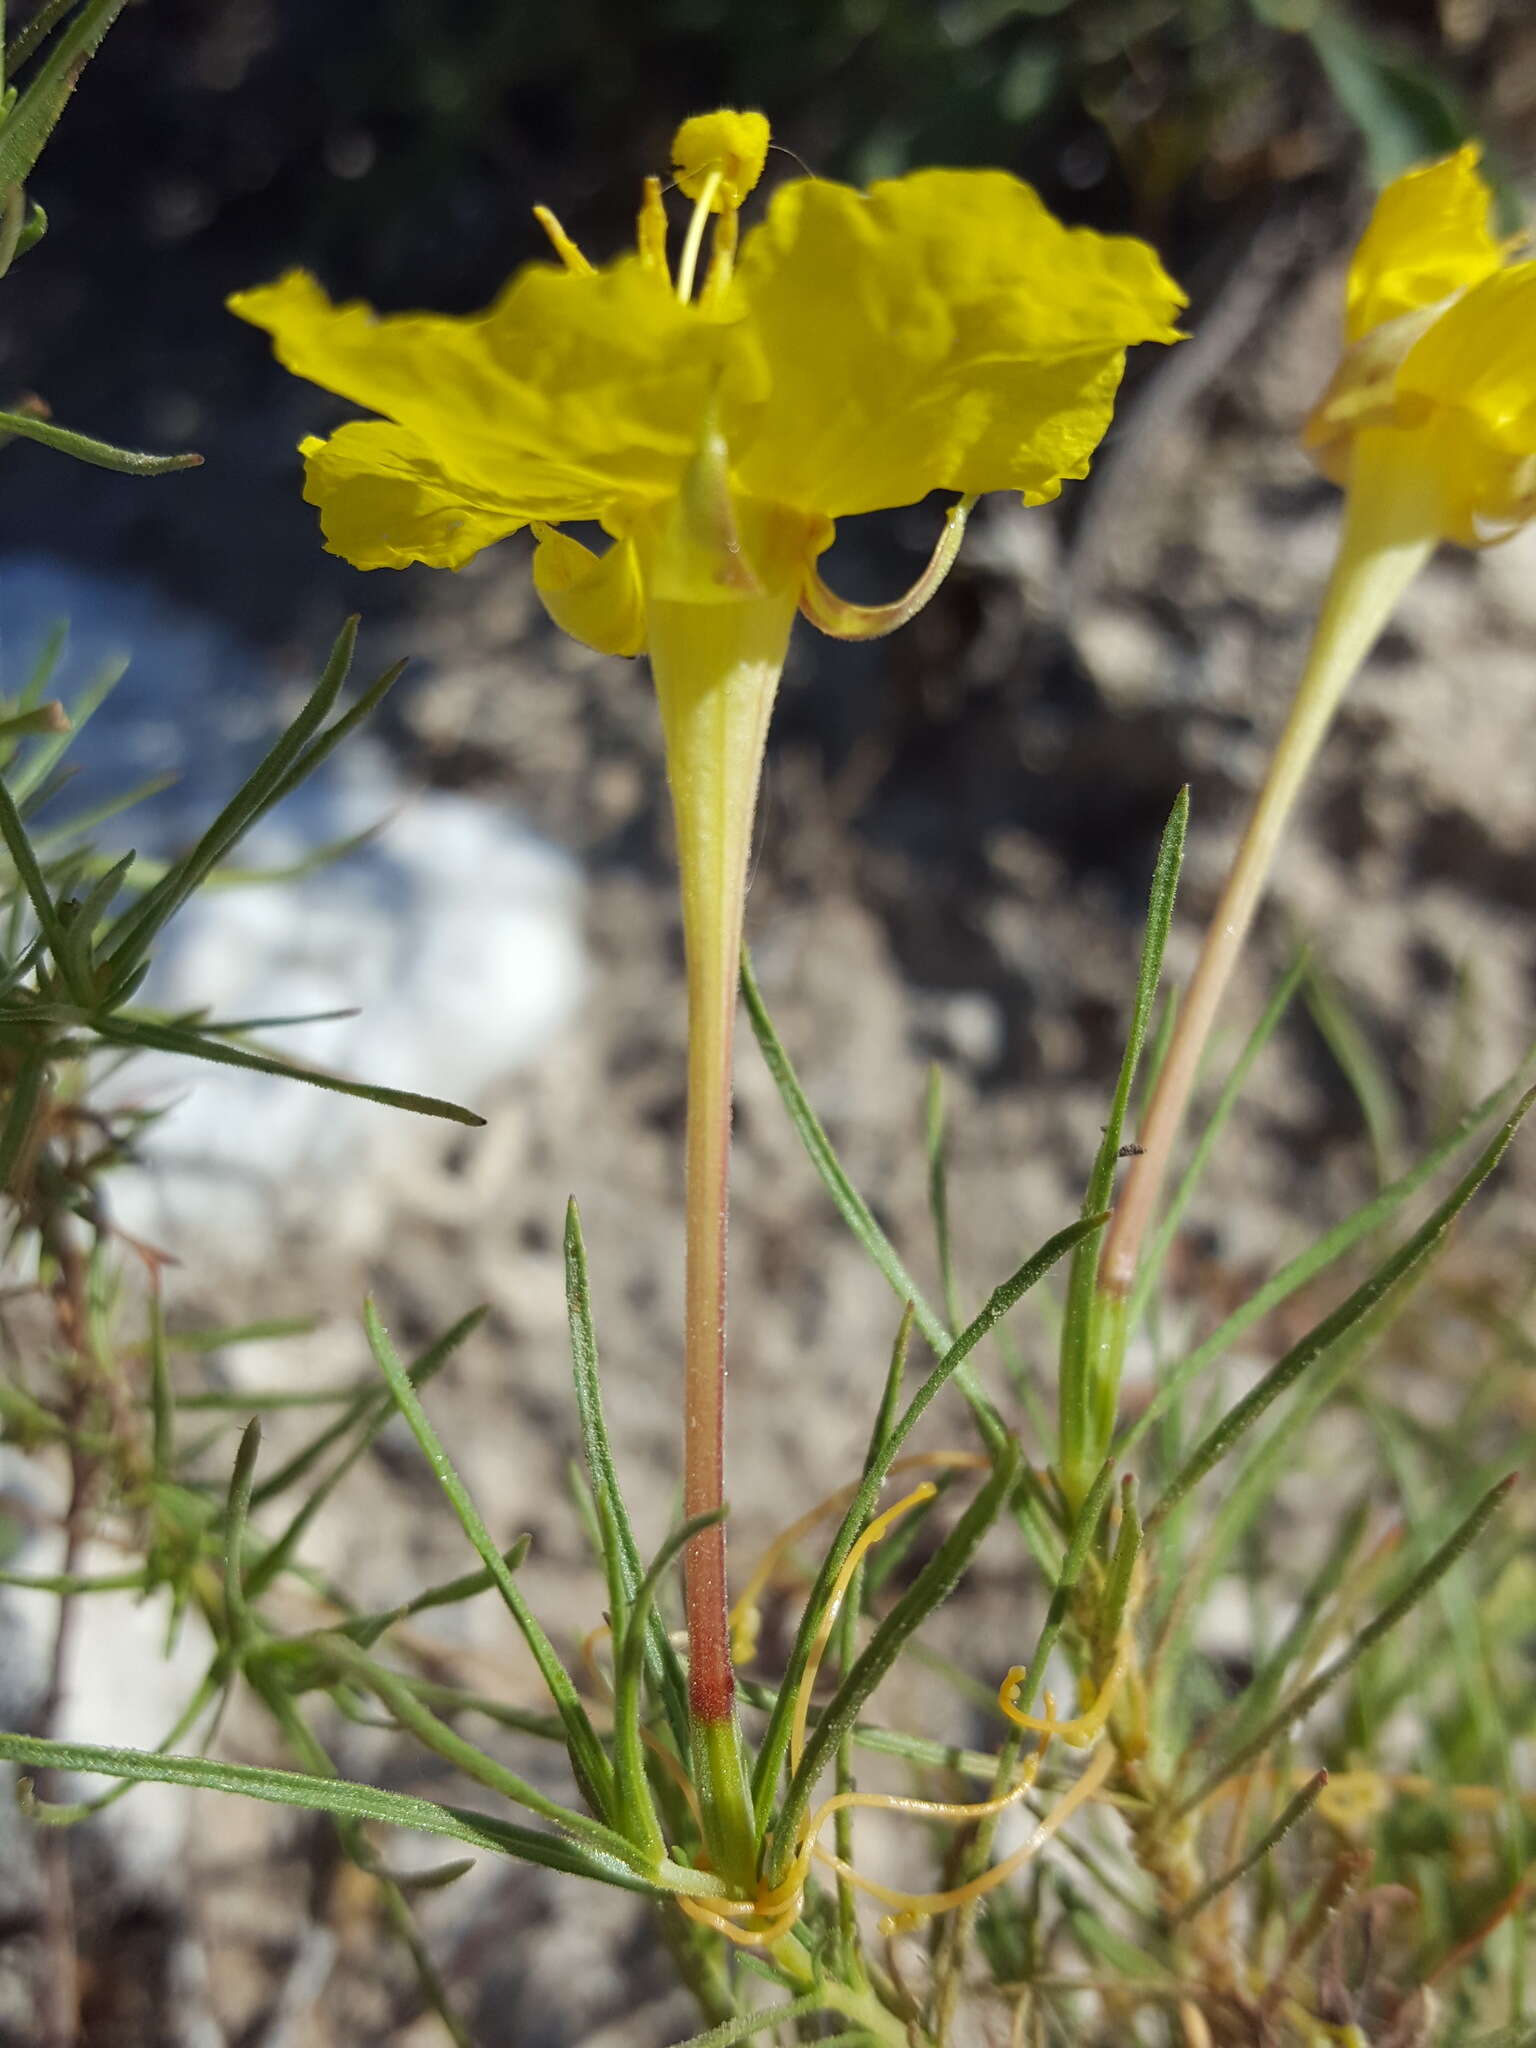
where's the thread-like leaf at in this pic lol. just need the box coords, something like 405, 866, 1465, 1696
363, 1299, 616, 1820
1149, 1086, 1534, 1529
1118, 1052, 1536, 1464
1059, 786, 1188, 1485
610, 1509, 722, 1862
87, 1013, 483, 1126
565, 1199, 689, 1756
0, 0, 127, 190
750, 1214, 1101, 1826
1171, 1770, 1329, 1925
102, 620, 361, 976
769, 1435, 1021, 1883
0, 1733, 659, 1890
0, 405, 200, 476
1129, 950, 1307, 1325
1180, 1473, 1516, 1814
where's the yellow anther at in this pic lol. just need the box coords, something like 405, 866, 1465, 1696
636, 174, 669, 279
671, 109, 770, 211
531, 205, 594, 276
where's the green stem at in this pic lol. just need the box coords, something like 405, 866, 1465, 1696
769, 1932, 921, 2046
1099, 429, 1439, 1302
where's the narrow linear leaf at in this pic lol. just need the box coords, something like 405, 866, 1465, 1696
742, 943, 947, 1360
0, 1734, 659, 1891
341, 1535, 532, 1650
1171, 1770, 1329, 1925
363, 1300, 616, 1820
221, 1418, 261, 1645
0, 0, 127, 189
102, 619, 360, 975
309, 1635, 634, 1859
250, 1307, 482, 1510
1129, 950, 1308, 1326
247, 1311, 490, 1601
926, 1064, 962, 1336
669, 1995, 830, 2048
610, 1509, 722, 1862
7, 655, 127, 807
1059, 786, 1187, 1477
1118, 1051, 1536, 1464
770, 1435, 1021, 1882
1010, 1456, 1117, 1722
0, 1044, 46, 1191
1181, 1473, 1516, 1815
751, 1215, 1101, 1825
565, 1199, 689, 1757
89, 1014, 484, 1127
0, 406, 200, 476
1149, 1085, 1535, 1529
0, 766, 86, 995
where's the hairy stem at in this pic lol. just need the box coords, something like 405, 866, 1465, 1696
647, 584, 796, 1732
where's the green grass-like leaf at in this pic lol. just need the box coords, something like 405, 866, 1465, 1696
1179, 1473, 1516, 1815
768, 1433, 1021, 1886
1118, 1052, 1536, 1466
362, 1298, 616, 1822
0, 1733, 661, 1891
565, 1197, 690, 1757
1148, 1084, 1535, 1528
0, 405, 200, 477
1059, 785, 1188, 1495
0, 0, 128, 190
750, 1213, 1101, 1828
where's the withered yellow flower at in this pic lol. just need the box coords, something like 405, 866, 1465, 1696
1305, 144, 1536, 548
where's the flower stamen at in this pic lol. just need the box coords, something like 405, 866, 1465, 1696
636, 174, 670, 281
676, 169, 724, 303
531, 204, 593, 276
698, 204, 741, 311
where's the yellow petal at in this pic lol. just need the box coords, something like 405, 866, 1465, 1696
531, 526, 647, 655
1397, 262, 1536, 543
233, 263, 754, 527
299, 422, 528, 570
1344, 144, 1504, 343
726, 170, 1185, 520
672, 110, 771, 211
231, 271, 524, 469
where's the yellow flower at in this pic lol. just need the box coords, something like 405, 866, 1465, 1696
228, 114, 1183, 649
1103, 146, 1534, 1328
229, 114, 1182, 1803
1304, 144, 1536, 547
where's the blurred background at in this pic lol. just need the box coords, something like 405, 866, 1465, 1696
0, 1, 1533, 2042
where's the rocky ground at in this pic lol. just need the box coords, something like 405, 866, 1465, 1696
0, 24, 1534, 2042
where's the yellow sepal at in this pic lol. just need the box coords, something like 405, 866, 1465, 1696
531, 527, 647, 656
